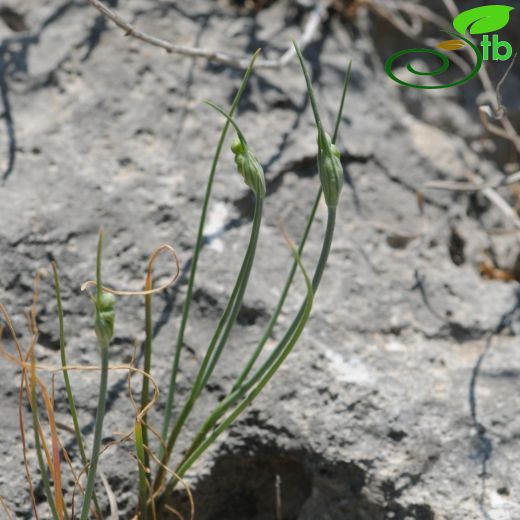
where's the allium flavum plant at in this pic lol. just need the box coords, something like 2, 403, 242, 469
0, 42, 351, 519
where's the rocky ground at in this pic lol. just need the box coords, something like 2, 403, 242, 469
1, 0, 520, 519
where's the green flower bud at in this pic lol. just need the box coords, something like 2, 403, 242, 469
234, 153, 245, 173
231, 139, 266, 199
231, 137, 245, 156
205, 101, 266, 198
317, 130, 343, 209
205, 100, 266, 198
95, 292, 115, 346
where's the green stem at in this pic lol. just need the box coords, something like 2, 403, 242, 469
165, 239, 314, 494
159, 49, 260, 453
140, 282, 153, 518
257, 208, 335, 361
52, 264, 102, 520
233, 187, 321, 391
233, 57, 351, 389
140, 284, 153, 475
179, 209, 336, 466
170, 48, 349, 483
159, 42, 349, 508
79, 343, 108, 520
135, 422, 149, 520
154, 196, 263, 493
80, 232, 111, 520
197, 196, 263, 390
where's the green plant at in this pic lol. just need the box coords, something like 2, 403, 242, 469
0, 42, 351, 519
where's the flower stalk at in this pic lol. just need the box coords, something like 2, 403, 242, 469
79, 230, 114, 520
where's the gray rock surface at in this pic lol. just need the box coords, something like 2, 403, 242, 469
1, 0, 520, 518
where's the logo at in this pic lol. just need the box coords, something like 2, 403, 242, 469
385, 5, 515, 89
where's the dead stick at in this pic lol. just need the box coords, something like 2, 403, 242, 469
86, 0, 331, 69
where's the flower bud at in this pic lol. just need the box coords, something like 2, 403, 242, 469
95, 292, 115, 346
231, 137, 244, 156
231, 138, 266, 198
318, 130, 343, 209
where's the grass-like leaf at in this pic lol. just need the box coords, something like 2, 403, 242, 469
160, 49, 261, 452
52, 262, 102, 519
79, 230, 112, 520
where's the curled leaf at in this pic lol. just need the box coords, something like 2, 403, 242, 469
453, 5, 514, 35
81, 244, 180, 296
436, 39, 466, 51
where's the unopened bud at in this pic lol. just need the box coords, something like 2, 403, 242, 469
95, 292, 115, 346
318, 130, 343, 209
231, 138, 266, 198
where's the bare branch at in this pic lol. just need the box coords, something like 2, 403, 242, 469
479, 106, 520, 152
358, 0, 422, 38
495, 52, 518, 119
99, 472, 119, 520
424, 171, 520, 192
440, 0, 458, 20
424, 170, 520, 231
465, 171, 520, 230
86, 0, 331, 69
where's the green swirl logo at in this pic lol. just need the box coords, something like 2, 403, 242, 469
385, 5, 514, 90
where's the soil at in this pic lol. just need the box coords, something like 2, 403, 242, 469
1, 1, 520, 519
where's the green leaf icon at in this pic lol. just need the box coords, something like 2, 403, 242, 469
453, 5, 514, 35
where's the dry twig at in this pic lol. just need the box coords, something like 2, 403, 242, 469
99, 472, 120, 520
86, 0, 331, 69
424, 171, 520, 192
424, 171, 520, 231
465, 171, 520, 231
494, 53, 517, 119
